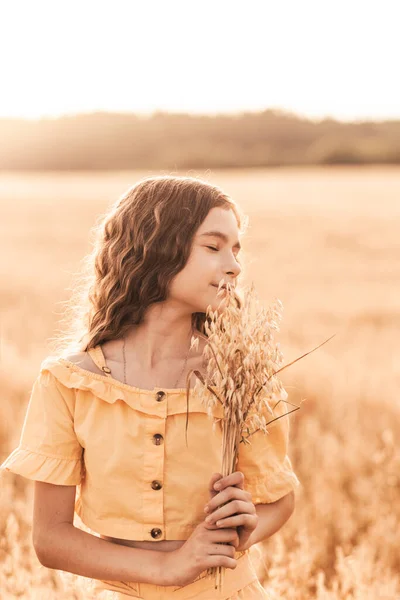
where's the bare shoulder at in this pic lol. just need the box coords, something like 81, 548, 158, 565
63, 351, 103, 375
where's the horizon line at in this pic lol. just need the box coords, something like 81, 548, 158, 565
0, 107, 399, 125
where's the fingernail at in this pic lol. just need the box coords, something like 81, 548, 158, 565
204, 506, 209, 513
205, 515, 212, 522
214, 482, 221, 490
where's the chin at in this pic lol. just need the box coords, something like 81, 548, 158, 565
190, 287, 228, 314
206, 299, 228, 314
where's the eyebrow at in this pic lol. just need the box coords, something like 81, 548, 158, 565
199, 230, 242, 250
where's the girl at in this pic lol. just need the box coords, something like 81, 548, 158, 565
1, 175, 300, 599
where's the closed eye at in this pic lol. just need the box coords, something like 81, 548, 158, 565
206, 245, 241, 265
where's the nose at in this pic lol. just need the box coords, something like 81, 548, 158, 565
226, 256, 241, 280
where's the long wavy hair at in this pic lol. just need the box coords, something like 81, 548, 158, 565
50, 175, 248, 357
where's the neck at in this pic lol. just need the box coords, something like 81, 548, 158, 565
123, 321, 197, 371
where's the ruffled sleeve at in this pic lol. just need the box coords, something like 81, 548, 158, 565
236, 387, 301, 504
0, 366, 84, 486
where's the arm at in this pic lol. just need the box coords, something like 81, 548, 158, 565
33, 482, 169, 585
241, 491, 295, 550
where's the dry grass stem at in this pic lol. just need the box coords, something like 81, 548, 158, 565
184, 280, 335, 592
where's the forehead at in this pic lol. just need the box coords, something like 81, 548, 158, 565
196, 207, 240, 236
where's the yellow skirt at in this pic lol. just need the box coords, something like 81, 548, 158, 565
92, 549, 271, 599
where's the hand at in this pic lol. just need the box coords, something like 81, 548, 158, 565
161, 520, 239, 587
203, 471, 259, 552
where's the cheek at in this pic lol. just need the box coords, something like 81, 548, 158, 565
168, 264, 207, 299
187, 250, 214, 279
168, 250, 218, 302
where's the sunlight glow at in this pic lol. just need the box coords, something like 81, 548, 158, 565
0, 0, 398, 122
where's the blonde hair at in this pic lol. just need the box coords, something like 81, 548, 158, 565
50, 175, 248, 357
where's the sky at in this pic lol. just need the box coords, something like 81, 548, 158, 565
0, 0, 399, 122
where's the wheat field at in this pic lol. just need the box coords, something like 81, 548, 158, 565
0, 167, 399, 599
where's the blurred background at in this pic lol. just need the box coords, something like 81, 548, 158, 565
0, 1, 399, 598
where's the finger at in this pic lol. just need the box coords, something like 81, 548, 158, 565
203, 519, 220, 530
205, 487, 252, 514
205, 499, 254, 525
209, 472, 223, 488
208, 472, 223, 500
213, 513, 258, 530
213, 471, 245, 492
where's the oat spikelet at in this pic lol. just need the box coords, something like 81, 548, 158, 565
184, 279, 334, 592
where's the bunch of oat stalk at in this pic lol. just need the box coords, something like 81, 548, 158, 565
185, 280, 336, 592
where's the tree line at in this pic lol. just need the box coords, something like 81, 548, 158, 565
0, 109, 399, 170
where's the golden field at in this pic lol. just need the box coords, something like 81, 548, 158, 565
0, 167, 399, 599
